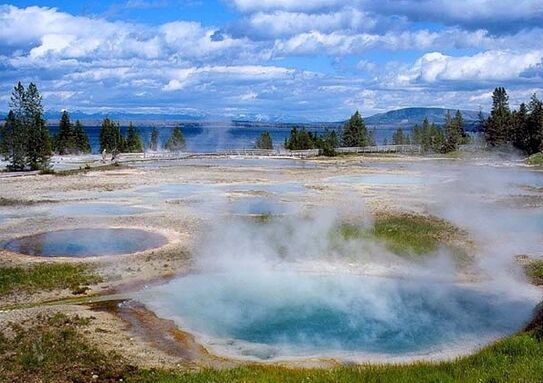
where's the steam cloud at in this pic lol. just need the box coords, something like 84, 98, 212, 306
137, 158, 543, 361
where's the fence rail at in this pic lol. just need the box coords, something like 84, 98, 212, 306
117, 148, 320, 162
116, 145, 421, 163
336, 145, 422, 154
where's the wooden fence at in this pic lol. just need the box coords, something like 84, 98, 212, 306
335, 145, 422, 154
117, 145, 421, 163
117, 148, 320, 162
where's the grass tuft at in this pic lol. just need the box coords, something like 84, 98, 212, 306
334, 213, 467, 258
525, 260, 543, 285
0, 263, 102, 296
372, 213, 457, 256
0, 313, 133, 382
527, 153, 543, 166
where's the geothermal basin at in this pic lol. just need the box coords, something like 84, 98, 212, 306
136, 271, 538, 362
3, 228, 167, 257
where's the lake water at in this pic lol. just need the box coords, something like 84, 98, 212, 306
48, 124, 406, 153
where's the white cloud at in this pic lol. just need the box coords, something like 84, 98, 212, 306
244, 8, 377, 37
0, 5, 256, 63
229, 0, 543, 31
402, 50, 543, 84
0, 3, 542, 120
230, 0, 342, 13
272, 30, 442, 55
163, 65, 295, 91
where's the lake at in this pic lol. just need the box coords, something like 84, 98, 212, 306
48, 124, 409, 153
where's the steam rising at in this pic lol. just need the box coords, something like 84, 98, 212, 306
137, 158, 543, 361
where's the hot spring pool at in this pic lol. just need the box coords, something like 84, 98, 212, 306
331, 174, 429, 185
3, 228, 167, 257
47, 203, 149, 216
136, 272, 537, 361
231, 198, 290, 215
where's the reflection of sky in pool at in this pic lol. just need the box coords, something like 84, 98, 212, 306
0, 209, 23, 223
138, 272, 535, 360
223, 183, 306, 194
331, 174, 429, 185
134, 182, 306, 200
47, 203, 149, 216
230, 198, 290, 215
135, 184, 214, 199
3, 228, 167, 257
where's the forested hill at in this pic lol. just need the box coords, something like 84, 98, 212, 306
365, 107, 485, 130
1, 107, 485, 130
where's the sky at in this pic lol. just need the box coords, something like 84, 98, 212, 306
0, 0, 542, 121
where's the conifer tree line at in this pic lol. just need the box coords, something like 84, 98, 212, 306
98, 121, 186, 153
482, 87, 543, 155
284, 127, 339, 156
54, 111, 91, 155
406, 110, 469, 153
99, 119, 144, 154
283, 111, 374, 155
0, 82, 52, 170
2, 82, 542, 170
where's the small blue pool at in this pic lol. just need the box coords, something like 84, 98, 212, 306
3, 228, 167, 257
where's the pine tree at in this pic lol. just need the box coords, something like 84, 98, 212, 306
73, 120, 91, 153
23, 83, 51, 170
1, 82, 51, 170
149, 127, 159, 151
526, 95, 543, 154
320, 128, 338, 156
99, 118, 124, 153
0, 111, 26, 170
412, 118, 444, 153
164, 125, 186, 151
511, 103, 529, 153
442, 110, 465, 153
125, 123, 143, 152
476, 109, 486, 133
392, 128, 406, 145
56, 111, 76, 154
342, 111, 368, 147
3, 83, 28, 170
255, 131, 273, 149
485, 87, 512, 147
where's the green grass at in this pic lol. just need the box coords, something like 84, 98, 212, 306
130, 333, 543, 383
2, 311, 543, 382
334, 213, 466, 258
525, 260, 543, 285
0, 313, 133, 382
527, 153, 543, 166
251, 213, 274, 223
373, 213, 459, 256
0, 263, 102, 296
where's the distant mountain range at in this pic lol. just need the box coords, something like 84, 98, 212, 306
0, 107, 486, 130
